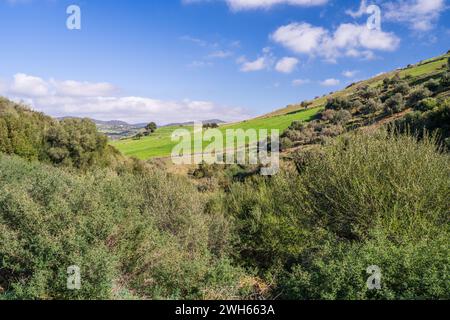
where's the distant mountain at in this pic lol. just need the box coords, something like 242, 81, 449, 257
92, 119, 130, 126
56, 117, 225, 139
58, 117, 132, 127
163, 119, 225, 127
56, 117, 148, 140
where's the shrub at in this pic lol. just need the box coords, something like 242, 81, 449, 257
424, 78, 440, 92
395, 99, 450, 144
321, 110, 336, 122
300, 101, 313, 109
145, 122, 157, 133
0, 98, 119, 170
280, 232, 449, 300
192, 162, 217, 179
408, 87, 432, 107
363, 98, 383, 114
280, 137, 294, 151
204, 123, 220, 129
351, 100, 364, 111
385, 74, 401, 87
322, 124, 344, 137
321, 109, 351, 125
325, 97, 352, 111
225, 131, 450, 299
358, 86, 379, 100
415, 97, 438, 112
384, 93, 405, 114
0, 155, 248, 299
289, 120, 305, 131
392, 81, 410, 95
332, 110, 352, 125
441, 72, 450, 87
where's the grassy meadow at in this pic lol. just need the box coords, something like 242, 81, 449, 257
111, 106, 323, 159
112, 53, 449, 160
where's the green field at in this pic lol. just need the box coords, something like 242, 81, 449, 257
111, 106, 322, 159
112, 53, 449, 160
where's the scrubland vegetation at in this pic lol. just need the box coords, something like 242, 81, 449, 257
0, 53, 449, 300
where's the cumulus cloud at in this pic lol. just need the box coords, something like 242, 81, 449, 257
238, 47, 274, 72
320, 78, 340, 86
1, 73, 250, 124
51, 80, 118, 97
271, 22, 400, 61
10, 73, 49, 97
275, 57, 299, 74
384, 0, 446, 31
239, 57, 268, 72
183, 0, 328, 10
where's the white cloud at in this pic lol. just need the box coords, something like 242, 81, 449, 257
240, 57, 268, 72
384, 0, 446, 31
10, 73, 49, 97
238, 47, 274, 72
2, 73, 250, 124
320, 78, 340, 86
346, 0, 369, 18
342, 70, 359, 78
183, 0, 328, 10
227, 0, 328, 10
292, 79, 310, 86
271, 22, 400, 61
275, 57, 299, 73
51, 80, 117, 97
272, 23, 327, 55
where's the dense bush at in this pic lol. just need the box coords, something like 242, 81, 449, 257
392, 81, 411, 95
384, 93, 405, 114
280, 232, 449, 300
282, 119, 346, 147
0, 98, 119, 170
424, 78, 440, 92
441, 72, 450, 87
321, 109, 336, 122
415, 97, 438, 112
407, 87, 432, 108
0, 155, 250, 300
363, 98, 383, 115
225, 131, 449, 299
325, 97, 352, 111
358, 86, 379, 100
321, 109, 352, 125
383, 74, 401, 89
395, 99, 450, 145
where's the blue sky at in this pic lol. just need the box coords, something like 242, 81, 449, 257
0, 0, 449, 124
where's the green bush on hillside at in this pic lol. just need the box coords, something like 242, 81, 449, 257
225, 131, 450, 299
395, 99, 450, 145
408, 87, 432, 108
384, 93, 405, 114
0, 98, 119, 170
0, 155, 249, 300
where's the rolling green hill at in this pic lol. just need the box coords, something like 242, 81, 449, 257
111, 52, 450, 160
111, 106, 322, 159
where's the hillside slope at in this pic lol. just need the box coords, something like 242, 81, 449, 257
112, 52, 450, 160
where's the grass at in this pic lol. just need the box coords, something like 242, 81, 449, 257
111, 106, 322, 159
111, 52, 450, 160
400, 57, 448, 78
